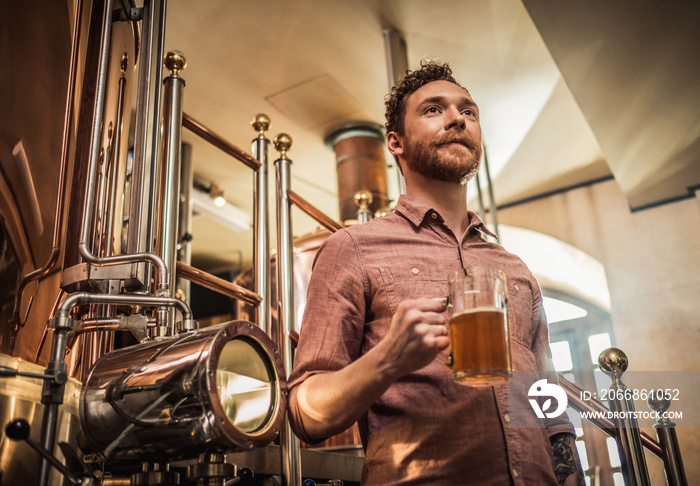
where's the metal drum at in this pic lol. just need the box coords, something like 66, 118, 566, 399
80, 320, 286, 461
0, 354, 82, 485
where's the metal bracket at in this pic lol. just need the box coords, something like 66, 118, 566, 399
61, 262, 147, 291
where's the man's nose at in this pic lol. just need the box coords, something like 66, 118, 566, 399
445, 106, 466, 130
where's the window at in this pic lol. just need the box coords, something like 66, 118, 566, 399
545, 292, 621, 486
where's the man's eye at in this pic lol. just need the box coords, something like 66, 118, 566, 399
426, 107, 440, 114
462, 109, 475, 116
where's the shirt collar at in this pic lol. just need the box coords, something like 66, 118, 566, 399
393, 194, 498, 240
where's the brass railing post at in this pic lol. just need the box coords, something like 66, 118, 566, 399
252, 114, 272, 335
274, 134, 302, 485
648, 393, 688, 485
598, 348, 651, 486
155, 51, 188, 335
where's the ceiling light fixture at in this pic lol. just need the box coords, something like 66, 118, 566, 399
211, 183, 227, 207
191, 186, 252, 232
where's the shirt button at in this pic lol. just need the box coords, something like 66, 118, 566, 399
512, 469, 519, 478
431, 212, 438, 219
513, 284, 519, 291
504, 414, 510, 423
411, 267, 420, 275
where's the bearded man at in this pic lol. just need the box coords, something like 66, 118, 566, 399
287, 60, 585, 486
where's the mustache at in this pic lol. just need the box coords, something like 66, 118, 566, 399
432, 133, 480, 150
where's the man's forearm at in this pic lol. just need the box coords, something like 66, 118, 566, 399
293, 342, 401, 441
291, 298, 449, 441
551, 433, 586, 486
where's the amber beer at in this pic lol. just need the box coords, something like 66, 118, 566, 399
448, 267, 512, 385
449, 307, 510, 384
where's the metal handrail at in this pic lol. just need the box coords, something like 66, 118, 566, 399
182, 112, 261, 170
176, 261, 261, 307
559, 375, 663, 458
288, 190, 344, 233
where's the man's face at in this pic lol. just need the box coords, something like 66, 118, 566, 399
390, 80, 483, 184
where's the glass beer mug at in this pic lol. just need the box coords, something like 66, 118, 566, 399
447, 267, 513, 385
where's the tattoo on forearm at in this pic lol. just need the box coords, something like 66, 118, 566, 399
551, 433, 585, 486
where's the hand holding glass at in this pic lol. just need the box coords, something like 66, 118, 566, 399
448, 268, 512, 385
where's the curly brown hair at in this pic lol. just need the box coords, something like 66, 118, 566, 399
384, 60, 468, 135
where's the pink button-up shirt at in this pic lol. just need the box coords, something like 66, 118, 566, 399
288, 195, 574, 485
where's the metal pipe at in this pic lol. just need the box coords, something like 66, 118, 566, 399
273, 134, 302, 485
127, 0, 167, 278
75, 0, 169, 305
103, 56, 129, 259
154, 51, 187, 334
251, 114, 271, 334
647, 395, 687, 485
288, 190, 344, 233
55, 292, 192, 321
10, 0, 83, 353
655, 427, 687, 486
176, 262, 261, 307
36, 318, 70, 486
481, 143, 500, 241
177, 142, 194, 303
598, 348, 651, 486
382, 28, 407, 196
182, 113, 261, 170
474, 172, 485, 220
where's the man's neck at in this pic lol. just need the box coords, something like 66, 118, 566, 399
404, 175, 470, 238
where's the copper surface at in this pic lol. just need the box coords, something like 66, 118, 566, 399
178, 261, 262, 306
288, 191, 344, 233
182, 113, 260, 170
333, 135, 389, 222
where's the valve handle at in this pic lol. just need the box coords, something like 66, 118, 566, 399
4, 419, 92, 485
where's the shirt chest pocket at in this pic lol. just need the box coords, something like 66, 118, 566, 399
379, 264, 449, 314
506, 279, 535, 348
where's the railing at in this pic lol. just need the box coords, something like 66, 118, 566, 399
561, 347, 687, 486
173, 116, 351, 485
179, 110, 272, 336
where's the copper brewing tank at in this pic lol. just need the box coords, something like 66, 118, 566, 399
325, 122, 389, 222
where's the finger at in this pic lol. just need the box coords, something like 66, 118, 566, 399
421, 311, 448, 325
422, 332, 450, 351
413, 297, 448, 312
415, 322, 449, 338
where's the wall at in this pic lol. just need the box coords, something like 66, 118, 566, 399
497, 179, 699, 483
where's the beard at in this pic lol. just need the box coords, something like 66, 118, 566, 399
402, 132, 483, 184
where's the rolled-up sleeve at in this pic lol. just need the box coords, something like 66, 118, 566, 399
286, 230, 367, 443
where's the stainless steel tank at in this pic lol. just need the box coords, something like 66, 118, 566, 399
80, 320, 287, 461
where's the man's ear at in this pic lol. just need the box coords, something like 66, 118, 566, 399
386, 131, 404, 157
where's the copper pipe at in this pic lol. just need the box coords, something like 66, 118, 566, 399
182, 113, 260, 170
559, 375, 663, 458
289, 330, 299, 346
176, 261, 261, 307
10, 0, 83, 352
288, 190, 344, 233
33, 290, 66, 364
